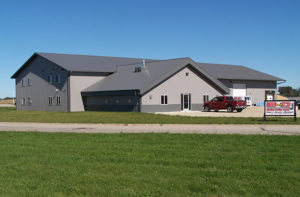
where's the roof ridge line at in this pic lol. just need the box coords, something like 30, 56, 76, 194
36, 52, 155, 61
115, 57, 190, 67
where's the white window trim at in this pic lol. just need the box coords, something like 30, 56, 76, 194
160, 94, 168, 105
28, 78, 32, 86
48, 96, 53, 105
28, 97, 32, 106
21, 97, 26, 105
56, 96, 61, 105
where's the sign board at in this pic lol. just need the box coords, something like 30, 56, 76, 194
264, 100, 297, 121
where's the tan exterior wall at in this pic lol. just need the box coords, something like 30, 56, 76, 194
69, 74, 106, 112
141, 67, 223, 111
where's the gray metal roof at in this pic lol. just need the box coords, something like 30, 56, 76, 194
83, 58, 230, 95
198, 63, 285, 81
11, 52, 155, 78
37, 52, 154, 73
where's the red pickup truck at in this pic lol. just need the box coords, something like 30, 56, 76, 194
203, 96, 247, 112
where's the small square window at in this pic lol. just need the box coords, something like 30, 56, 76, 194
186, 72, 189, 76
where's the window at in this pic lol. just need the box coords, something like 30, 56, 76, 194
56, 96, 61, 105
134, 67, 141, 72
217, 97, 224, 102
48, 75, 53, 84
161, 95, 168, 105
55, 74, 61, 84
21, 79, 25, 87
186, 72, 189, 76
203, 95, 209, 103
48, 97, 53, 105
22, 97, 26, 105
28, 78, 32, 86
226, 97, 234, 101
28, 97, 32, 106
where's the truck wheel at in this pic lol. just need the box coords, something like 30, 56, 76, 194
204, 106, 210, 112
237, 109, 243, 112
227, 105, 233, 112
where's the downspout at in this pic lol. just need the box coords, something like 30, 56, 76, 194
67, 71, 71, 112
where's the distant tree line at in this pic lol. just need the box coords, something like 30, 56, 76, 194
0, 97, 15, 100
278, 86, 300, 97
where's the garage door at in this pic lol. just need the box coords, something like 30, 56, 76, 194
233, 83, 246, 97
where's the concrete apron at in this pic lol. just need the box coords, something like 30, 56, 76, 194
0, 122, 299, 135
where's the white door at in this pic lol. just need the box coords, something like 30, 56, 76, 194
181, 94, 191, 111
233, 83, 246, 100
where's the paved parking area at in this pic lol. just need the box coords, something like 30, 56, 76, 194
156, 106, 300, 117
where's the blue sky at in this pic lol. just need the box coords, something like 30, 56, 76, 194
1, 0, 299, 98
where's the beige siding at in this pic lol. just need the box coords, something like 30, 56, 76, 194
142, 67, 223, 107
69, 75, 105, 111
219, 79, 277, 104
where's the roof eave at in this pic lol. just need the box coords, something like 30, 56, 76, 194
11, 53, 38, 78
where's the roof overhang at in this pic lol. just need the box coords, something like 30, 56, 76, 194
81, 90, 140, 97
11, 53, 38, 78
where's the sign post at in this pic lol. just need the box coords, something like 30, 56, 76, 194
264, 100, 297, 121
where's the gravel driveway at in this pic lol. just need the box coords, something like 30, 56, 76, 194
156, 106, 300, 118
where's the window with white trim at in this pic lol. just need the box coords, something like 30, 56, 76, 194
21, 79, 25, 87
48, 75, 53, 84
28, 78, 32, 86
56, 73, 61, 84
28, 97, 32, 106
161, 95, 168, 105
48, 97, 53, 105
22, 97, 26, 105
56, 96, 61, 105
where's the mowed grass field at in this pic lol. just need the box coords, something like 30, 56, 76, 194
0, 132, 299, 196
0, 107, 299, 124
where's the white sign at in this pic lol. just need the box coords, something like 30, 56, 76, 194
265, 101, 295, 116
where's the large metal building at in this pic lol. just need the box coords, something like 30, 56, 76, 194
11, 53, 284, 112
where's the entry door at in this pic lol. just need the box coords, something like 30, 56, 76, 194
181, 94, 191, 111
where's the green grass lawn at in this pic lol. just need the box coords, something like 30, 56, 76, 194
0, 132, 299, 196
0, 107, 299, 124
